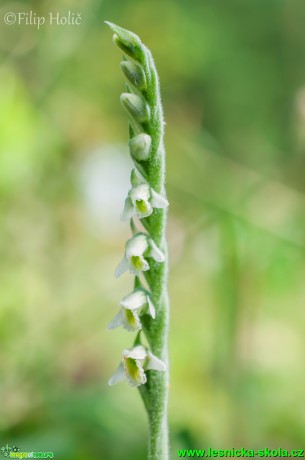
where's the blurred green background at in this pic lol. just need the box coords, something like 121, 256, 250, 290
1, 0, 305, 458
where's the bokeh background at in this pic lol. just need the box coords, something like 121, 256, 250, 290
1, 0, 305, 458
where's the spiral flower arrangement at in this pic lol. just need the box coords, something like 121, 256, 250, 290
106, 22, 170, 460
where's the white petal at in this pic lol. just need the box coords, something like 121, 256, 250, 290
120, 197, 135, 221
129, 183, 150, 203
150, 189, 169, 208
147, 296, 156, 319
115, 257, 129, 278
107, 310, 124, 329
126, 234, 149, 258
108, 363, 125, 386
123, 345, 147, 360
146, 351, 166, 372
120, 290, 147, 310
148, 239, 165, 262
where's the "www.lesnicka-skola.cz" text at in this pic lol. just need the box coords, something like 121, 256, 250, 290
177, 448, 304, 458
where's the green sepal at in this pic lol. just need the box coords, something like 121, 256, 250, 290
130, 168, 142, 186
120, 93, 150, 124
133, 331, 142, 346
121, 60, 147, 90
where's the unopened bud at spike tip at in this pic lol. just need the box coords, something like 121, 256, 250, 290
120, 93, 150, 124
129, 133, 152, 161
105, 21, 143, 62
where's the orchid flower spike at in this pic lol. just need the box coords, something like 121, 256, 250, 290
115, 233, 165, 278
108, 345, 166, 387
121, 169, 168, 221
106, 22, 170, 458
108, 289, 156, 332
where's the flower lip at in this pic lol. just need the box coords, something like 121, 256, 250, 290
135, 199, 151, 217
130, 255, 149, 273
123, 345, 147, 386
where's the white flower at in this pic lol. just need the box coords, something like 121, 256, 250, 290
121, 289, 156, 318
108, 289, 156, 332
121, 169, 168, 221
108, 345, 166, 387
115, 233, 165, 278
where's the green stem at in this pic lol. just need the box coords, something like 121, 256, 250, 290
143, 236, 169, 460
142, 49, 169, 460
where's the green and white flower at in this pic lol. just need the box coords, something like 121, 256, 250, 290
121, 183, 168, 220
121, 169, 168, 220
108, 345, 166, 387
115, 233, 164, 278
108, 289, 156, 332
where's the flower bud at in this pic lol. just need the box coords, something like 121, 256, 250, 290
120, 93, 150, 124
129, 133, 152, 161
121, 61, 147, 91
105, 21, 143, 62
